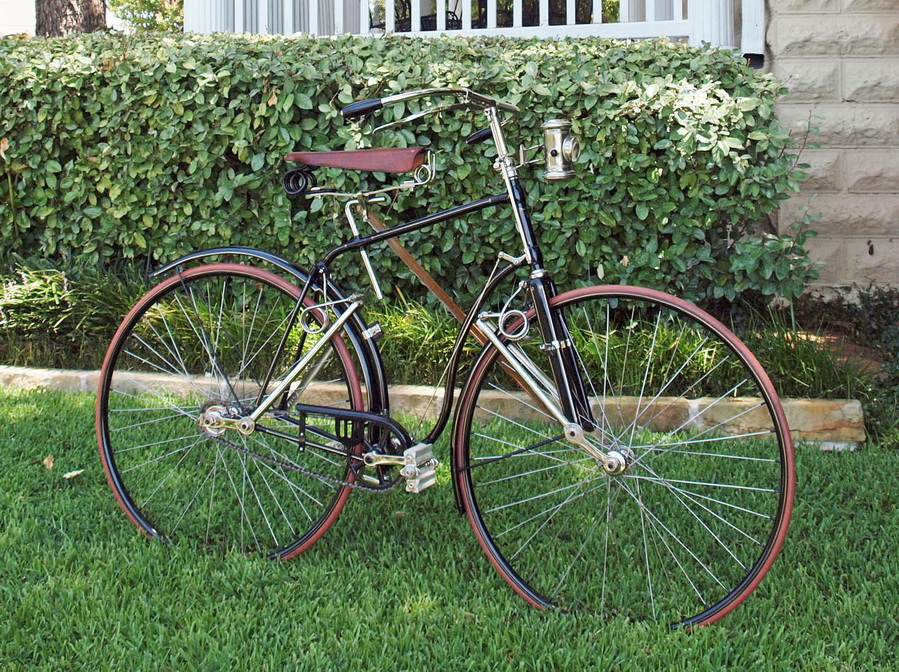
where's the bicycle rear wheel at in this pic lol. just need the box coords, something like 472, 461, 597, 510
96, 263, 365, 559
453, 285, 794, 627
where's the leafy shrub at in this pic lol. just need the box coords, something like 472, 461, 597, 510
0, 32, 815, 304
0, 258, 147, 368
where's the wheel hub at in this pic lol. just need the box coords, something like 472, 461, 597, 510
198, 404, 256, 437
564, 423, 630, 474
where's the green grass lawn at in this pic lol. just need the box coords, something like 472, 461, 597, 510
1, 387, 897, 670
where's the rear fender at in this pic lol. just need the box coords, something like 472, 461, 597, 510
151, 246, 389, 416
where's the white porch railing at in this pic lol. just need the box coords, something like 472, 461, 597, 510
184, 0, 764, 55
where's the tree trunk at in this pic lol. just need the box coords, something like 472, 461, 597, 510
36, 0, 107, 36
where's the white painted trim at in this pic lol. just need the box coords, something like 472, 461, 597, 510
741, 0, 764, 55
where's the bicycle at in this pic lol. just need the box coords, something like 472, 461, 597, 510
95, 87, 795, 628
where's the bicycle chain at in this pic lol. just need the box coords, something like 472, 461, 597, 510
212, 432, 404, 494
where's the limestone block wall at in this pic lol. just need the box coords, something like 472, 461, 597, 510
768, 0, 899, 289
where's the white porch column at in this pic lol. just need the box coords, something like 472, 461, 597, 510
688, 0, 735, 49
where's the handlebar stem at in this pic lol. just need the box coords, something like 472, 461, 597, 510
484, 106, 541, 268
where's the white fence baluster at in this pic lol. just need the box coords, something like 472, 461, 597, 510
258, 0, 269, 32
411, 0, 421, 31
234, 0, 245, 31
330, 0, 341, 33
688, 0, 733, 48
386, 0, 396, 31
308, 0, 319, 34
359, 0, 369, 32
283, 0, 294, 32
437, 0, 446, 31
182, 0, 750, 48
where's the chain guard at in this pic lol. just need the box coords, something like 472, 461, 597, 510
209, 403, 413, 494
212, 431, 403, 494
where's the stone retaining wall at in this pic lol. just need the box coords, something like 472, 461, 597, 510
0, 365, 865, 446
769, 0, 899, 289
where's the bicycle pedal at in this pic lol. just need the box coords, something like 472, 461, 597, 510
400, 443, 438, 494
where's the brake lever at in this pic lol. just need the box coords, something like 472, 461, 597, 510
465, 128, 492, 145
465, 118, 513, 145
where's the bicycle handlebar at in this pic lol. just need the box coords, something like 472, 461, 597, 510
341, 98, 385, 119
340, 87, 520, 119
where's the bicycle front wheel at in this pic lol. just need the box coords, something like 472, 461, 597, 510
96, 263, 365, 559
453, 285, 794, 627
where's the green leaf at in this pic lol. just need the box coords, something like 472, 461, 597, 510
635, 203, 649, 221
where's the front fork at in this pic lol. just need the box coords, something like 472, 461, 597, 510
525, 274, 628, 475
524, 273, 592, 423
527, 274, 594, 427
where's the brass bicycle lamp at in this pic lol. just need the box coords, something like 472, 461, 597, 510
542, 119, 580, 181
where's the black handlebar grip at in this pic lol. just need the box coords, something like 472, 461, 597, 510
465, 128, 493, 145
341, 98, 384, 119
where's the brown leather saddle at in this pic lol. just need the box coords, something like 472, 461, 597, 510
284, 147, 429, 174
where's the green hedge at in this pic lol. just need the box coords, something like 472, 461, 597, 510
0, 32, 816, 303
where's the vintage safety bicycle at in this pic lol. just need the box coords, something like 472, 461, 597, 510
95, 88, 795, 627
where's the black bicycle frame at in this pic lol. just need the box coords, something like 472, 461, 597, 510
300, 177, 598, 444
152, 175, 598, 449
